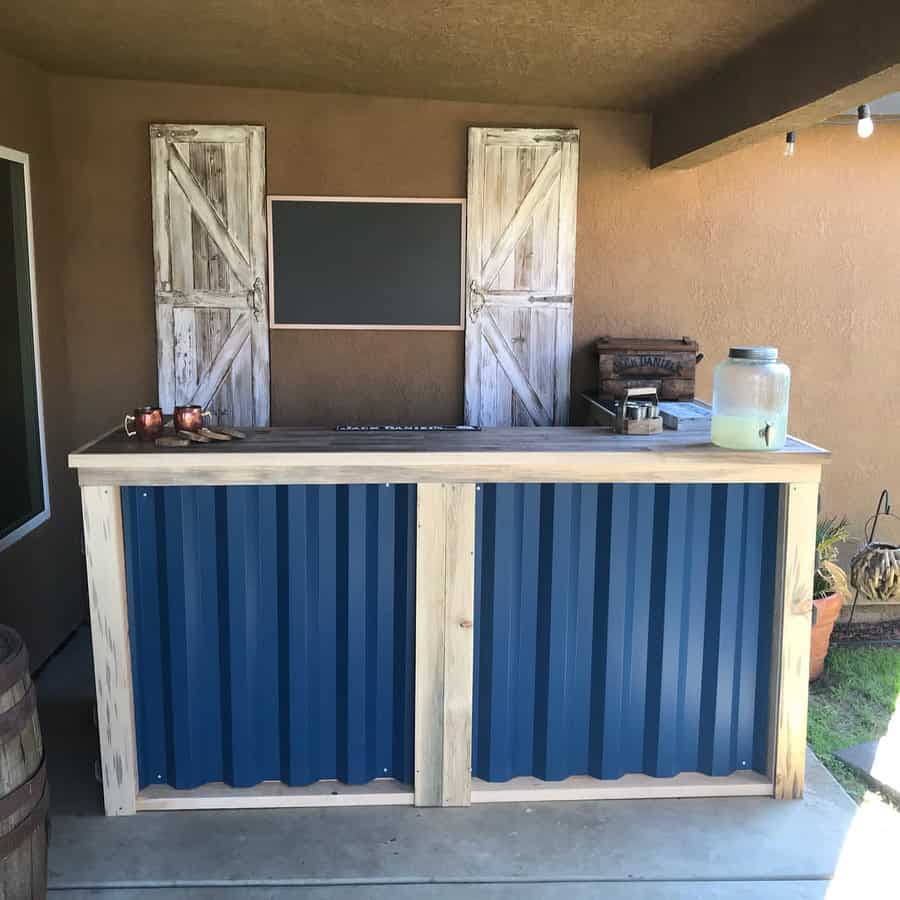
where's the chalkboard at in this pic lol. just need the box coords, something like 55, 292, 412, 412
268, 197, 465, 329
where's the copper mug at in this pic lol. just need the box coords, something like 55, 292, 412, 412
124, 406, 164, 441
174, 405, 210, 433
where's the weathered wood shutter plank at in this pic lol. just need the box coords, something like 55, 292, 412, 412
479, 149, 561, 290
167, 143, 253, 290
224, 142, 250, 256
151, 124, 269, 427
513, 148, 534, 289
168, 169, 194, 294
465, 127, 579, 427
481, 310, 552, 426
193, 316, 252, 411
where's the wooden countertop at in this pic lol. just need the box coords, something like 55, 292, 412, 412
69, 426, 829, 486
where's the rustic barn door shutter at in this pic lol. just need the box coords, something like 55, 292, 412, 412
465, 127, 579, 426
150, 124, 269, 426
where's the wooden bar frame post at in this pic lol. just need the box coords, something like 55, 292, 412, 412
80, 484, 139, 815
414, 482, 477, 806
768, 481, 819, 800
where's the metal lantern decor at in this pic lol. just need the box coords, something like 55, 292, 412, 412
850, 542, 900, 602
848, 491, 900, 615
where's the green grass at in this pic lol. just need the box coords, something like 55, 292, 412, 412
807, 647, 900, 803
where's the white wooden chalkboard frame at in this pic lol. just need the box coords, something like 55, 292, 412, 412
267, 196, 466, 331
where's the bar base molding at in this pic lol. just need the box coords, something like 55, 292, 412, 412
471, 771, 773, 804
133, 771, 772, 811
136, 779, 414, 811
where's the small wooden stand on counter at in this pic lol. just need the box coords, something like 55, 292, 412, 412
70, 425, 828, 814
582, 392, 714, 433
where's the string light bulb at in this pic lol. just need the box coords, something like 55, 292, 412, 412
857, 104, 874, 139
784, 130, 796, 157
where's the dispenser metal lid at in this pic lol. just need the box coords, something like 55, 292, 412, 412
728, 346, 778, 361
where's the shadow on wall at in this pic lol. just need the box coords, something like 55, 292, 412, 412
0, 49, 86, 668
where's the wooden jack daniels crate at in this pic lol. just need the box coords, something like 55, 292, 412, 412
594, 336, 702, 401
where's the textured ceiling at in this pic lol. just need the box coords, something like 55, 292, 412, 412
0, 0, 822, 111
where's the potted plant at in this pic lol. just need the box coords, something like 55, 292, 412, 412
810, 516, 851, 682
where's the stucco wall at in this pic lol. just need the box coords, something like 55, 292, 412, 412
47, 74, 898, 543
0, 51, 84, 665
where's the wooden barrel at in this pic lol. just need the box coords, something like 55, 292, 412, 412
0, 627, 48, 899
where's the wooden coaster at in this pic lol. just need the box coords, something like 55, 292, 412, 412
177, 429, 211, 443
213, 426, 247, 439
198, 427, 232, 441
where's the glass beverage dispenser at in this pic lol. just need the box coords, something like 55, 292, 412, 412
711, 347, 791, 451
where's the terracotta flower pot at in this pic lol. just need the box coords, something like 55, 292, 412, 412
809, 592, 843, 682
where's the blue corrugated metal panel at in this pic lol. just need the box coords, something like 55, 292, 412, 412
122, 484, 416, 790
472, 483, 778, 782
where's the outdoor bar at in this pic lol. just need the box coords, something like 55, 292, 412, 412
10, 4, 900, 893
69, 426, 827, 815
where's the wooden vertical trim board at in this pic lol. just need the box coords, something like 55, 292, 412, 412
554, 136, 579, 425
414, 483, 448, 806
767, 484, 789, 789
247, 126, 270, 426
414, 483, 476, 806
149, 131, 171, 292
80, 485, 138, 815
768, 481, 818, 800
555, 137, 578, 296
149, 131, 175, 411
440, 483, 477, 804
155, 300, 176, 413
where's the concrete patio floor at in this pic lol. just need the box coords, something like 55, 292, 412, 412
37, 628, 898, 899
